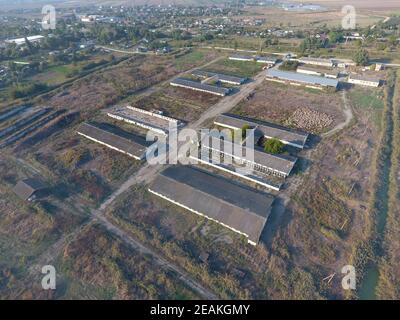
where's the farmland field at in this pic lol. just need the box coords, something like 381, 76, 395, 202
204, 58, 265, 78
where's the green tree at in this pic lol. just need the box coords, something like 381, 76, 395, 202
234, 40, 238, 51
388, 35, 397, 47
264, 138, 284, 154
299, 36, 328, 53
353, 48, 370, 66
328, 31, 343, 44
279, 60, 299, 71
241, 124, 251, 140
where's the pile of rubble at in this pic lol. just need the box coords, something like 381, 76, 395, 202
285, 107, 333, 134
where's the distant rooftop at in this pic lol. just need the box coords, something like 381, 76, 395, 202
266, 69, 339, 88
107, 106, 183, 135
201, 132, 297, 177
171, 78, 230, 96
215, 113, 309, 149
149, 166, 275, 245
13, 178, 47, 201
348, 73, 381, 83
229, 55, 254, 60
192, 69, 247, 84
256, 56, 278, 63
298, 57, 333, 64
297, 65, 339, 76
5, 35, 44, 45
77, 122, 149, 160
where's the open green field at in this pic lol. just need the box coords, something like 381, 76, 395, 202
204, 58, 264, 78
30, 64, 77, 85
29, 54, 116, 86
173, 49, 220, 72
348, 87, 385, 129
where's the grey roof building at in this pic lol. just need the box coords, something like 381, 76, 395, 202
214, 113, 309, 149
256, 56, 278, 64
348, 74, 381, 87
149, 166, 275, 245
13, 178, 48, 201
77, 122, 149, 160
170, 78, 231, 96
200, 132, 297, 177
297, 57, 334, 67
296, 65, 339, 78
229, 55, 255, 62
107, 106, 184, 136
192, 70, 247, 85
266, 69, 339, 89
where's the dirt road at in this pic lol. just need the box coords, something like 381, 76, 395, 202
95, 45, 153, 55
102, 56, 224, 114
79, 69, 268, 296
101, 70, 267, 198
322, 90, 353, 138
93, 211, 219, 299
27, 56, 260, 300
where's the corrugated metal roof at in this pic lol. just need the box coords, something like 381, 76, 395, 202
171, 78, 230, 95
266, 69, 339, 87
192, 69, 246, 84
215, 113, 309, 149
149, 166, 275, 244
77, 122, 148, 159
229, 55, 254, 60
13, 178, 47, 200
297, 65, 339, 76
348, 73, 380, 83
201, 132, 297, 176
298, 57, 333, 65
107, 106, 177, 134
256, 56, 278, 63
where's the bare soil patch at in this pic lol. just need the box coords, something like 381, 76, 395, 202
233, 81, 344, 134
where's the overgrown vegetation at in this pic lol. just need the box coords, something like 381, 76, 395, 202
9, 82, 48, 99
279, 60, 299, 71
57, 224, 200, 299
353, 49, 370, 66
264, 138, 284, 154
107, 185, 322, 300
352, 69, 396, 299
376, 70, 400, 299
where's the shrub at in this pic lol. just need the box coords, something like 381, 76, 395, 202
9, 82, 48, 99
353, 49, 369, 66
241, 124, 251, 139
279, 60, 299, 71
264, 138, 284, 154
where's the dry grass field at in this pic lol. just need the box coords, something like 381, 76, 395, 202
106, 184, 324, 299
291, 0, 400, 11
242, 5, 387, 28
232, 81, 345, 134
53, 224, 201, 299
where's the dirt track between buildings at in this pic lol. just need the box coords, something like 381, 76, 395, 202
25, 58, 265, 300
322, 90, 354, 138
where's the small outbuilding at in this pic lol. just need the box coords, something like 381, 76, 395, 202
13, 178, 48, 201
